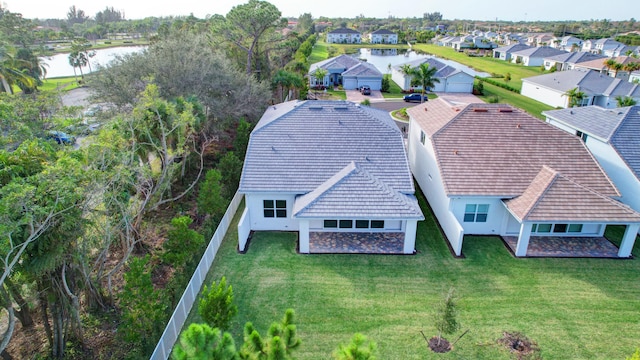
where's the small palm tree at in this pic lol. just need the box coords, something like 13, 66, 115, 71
409, 62, 440, 103
564, 87, 587, 108
312, 67, 328, 88
615, 96, 637, 107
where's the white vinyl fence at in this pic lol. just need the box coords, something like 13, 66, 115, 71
150, 191, 244, 360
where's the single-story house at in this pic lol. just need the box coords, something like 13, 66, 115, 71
237, 100, 424, 254
406, 98, 640, 257
326, 28, 361, 44
391, 58, 474, 93
542, 51, 605, 71
308, 54, 383, 90
493, 43, 531, 61
574, 56, 640, 82
543, 105, 640, 232
521, 69, 640, 108
510, 46, 567, 66
369, 29, 398, 44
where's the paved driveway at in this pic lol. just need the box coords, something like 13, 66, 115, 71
345, 89, 384, 102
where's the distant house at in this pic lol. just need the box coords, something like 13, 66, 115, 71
510, 46, 567, 66
630, 71, 640, 83
406, 98, 640, 257
521, 69, 640, 108
527, 33, 555, 47
237, 100, 424, 254
326, 28, 361, 44
557, 36, 583, 52
574, 56, 640, 82
308, 54, 382, 90
542, 51, 605, 71
543, 105, 640, 231
391, 58, 474, 93
369, 29, 398, 44
493, 43, 532, 61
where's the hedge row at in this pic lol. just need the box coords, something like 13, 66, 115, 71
476, 77, 520, 94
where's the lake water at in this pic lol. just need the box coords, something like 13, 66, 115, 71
354, 48, 490, 78
41, 46, 146, 78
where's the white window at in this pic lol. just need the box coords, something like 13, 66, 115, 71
263, 200, 286, 218
420, 130, 426, 145
464, 204, 489, 222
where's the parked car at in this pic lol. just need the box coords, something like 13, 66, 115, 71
47, 130, 76, 145
403, 93, 428, 102
360, 85, 371, 95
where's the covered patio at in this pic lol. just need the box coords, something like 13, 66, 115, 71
308, 232, 408, 254
502, 236, 625, 258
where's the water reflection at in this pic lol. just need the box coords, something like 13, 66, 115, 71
41, 46, 146, 78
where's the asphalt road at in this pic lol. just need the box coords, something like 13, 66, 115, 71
371, 99, 410, 136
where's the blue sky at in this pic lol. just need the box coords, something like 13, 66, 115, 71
7, 0, 637, 21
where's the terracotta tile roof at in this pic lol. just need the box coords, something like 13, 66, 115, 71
409, 100, 619, 198
505, 166, 640, 222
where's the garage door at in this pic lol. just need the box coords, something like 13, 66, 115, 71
343, 78, 358, 90
357, 79, 382, 91
446, 82, 473, 93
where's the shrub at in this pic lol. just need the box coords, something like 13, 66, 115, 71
199, 276, 238, 331
360, 99, 371, 106
488, 96, 500, 103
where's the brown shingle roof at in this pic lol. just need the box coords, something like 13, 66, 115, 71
505, 166, 640, 222
409, 100, 619, 198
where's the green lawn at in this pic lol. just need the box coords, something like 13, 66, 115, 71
183, 190, 640, 359
308, 41, 329, 64
478, 82, 555, 120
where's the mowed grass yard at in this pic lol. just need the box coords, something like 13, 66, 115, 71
186, 190, 640, 359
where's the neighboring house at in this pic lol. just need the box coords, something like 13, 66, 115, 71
308, 54, 382, 90
527, 33, 554, 47
510, 46, 567, 66
574, 56, 640, 82
406, 98, 640, 257
493, 43, 532, 61
543, 106, 640, 231
391, 58, 474, 93
521, 69, 640, 108
542, 52, 605, 71
326, 28, 361, 44
369, 29, 398, 44
630, 71, 640, 83
558, 36, 583, 52
594, 38, 625, 55
450, 35, 496, 51
237, 100, 424, 254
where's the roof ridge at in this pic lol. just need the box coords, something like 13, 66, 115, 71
517, 166, 560, 220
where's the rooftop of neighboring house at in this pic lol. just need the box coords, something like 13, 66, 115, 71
493, 43, 532, 53
240, 100, 415, 195
576, 56, 640, 71
309, 54, 361, 74
522, 68, 640, 96
542, 105, 640, 181
328, 27, 360, 34
407, 99, 639, 222
393, 58, 469, 78
511, 46, 567, 58
342, 61, 382, 77
371, 29, 395, 35
543, 51, 605, 65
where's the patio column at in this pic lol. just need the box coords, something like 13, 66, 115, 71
403, 220, 418, 254
515, 222, 532, 257
618, 223, 640, 258
298, 220, 310, 254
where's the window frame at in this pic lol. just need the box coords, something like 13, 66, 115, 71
263, 199, 287, 218
463, 204, 489, 223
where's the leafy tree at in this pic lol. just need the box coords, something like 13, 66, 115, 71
0, 44, 35, 94
312, 67, 328, 88
173, 323, 239, 360
504, 72, 511, 83
199, 276, 238, 331
408, 63, 440, 103
381, 74, 390, 93
564, 87, 587, 107
240, 309, 301, 360
433, 288, 460, 345
67, 6, 89, 25
95, 6, 124, 24
615, 95, 637, 107
272, 69, 304, 102
197, 169, 228, 221
162, 216, 205, 269
212, 0, 282, 76
333, 333, 377, 360
217, 152, 243, 200
233, 118, 252, 160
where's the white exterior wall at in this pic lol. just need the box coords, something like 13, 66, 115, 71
523, 56, 544, 67
521, 81, 568, 108
370, 34, 398, 44
237, 207, 251, 251
442, 72, 474, 93
343, 76, 382, 90
450, 197, 508, 235
584, 137, 640, 214
408, 119, 464, 255
391, 69, 411, 91
244, 193, 299, 231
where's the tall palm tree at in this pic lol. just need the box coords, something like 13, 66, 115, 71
409, 62, 440, 103
0, 45, 35, 94
563, 87, 587, 108
604, 58, 617, 75
398, 64, 414, 90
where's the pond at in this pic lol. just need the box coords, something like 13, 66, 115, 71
354, 48, 490, 78
41, 46, 146, 78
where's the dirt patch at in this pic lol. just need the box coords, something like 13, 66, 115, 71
428, 336, 451, 353
497, 331, 541, 359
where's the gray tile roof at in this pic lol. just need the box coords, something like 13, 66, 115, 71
543, 51, 605, 64
309, 54, 361, 74
408, 100, 619, 198
240, 100, 415, 196
293, 162, 424, 219
543, 105, 640, 181
329, 28, 360, 34
493, 43, 531, 53
371, 29, 395, 35
522, 69, 619, 95
393, 58, 464, 78
505, 166, 640, 222
511, 46, 566, 58
342, 61, 383, 77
